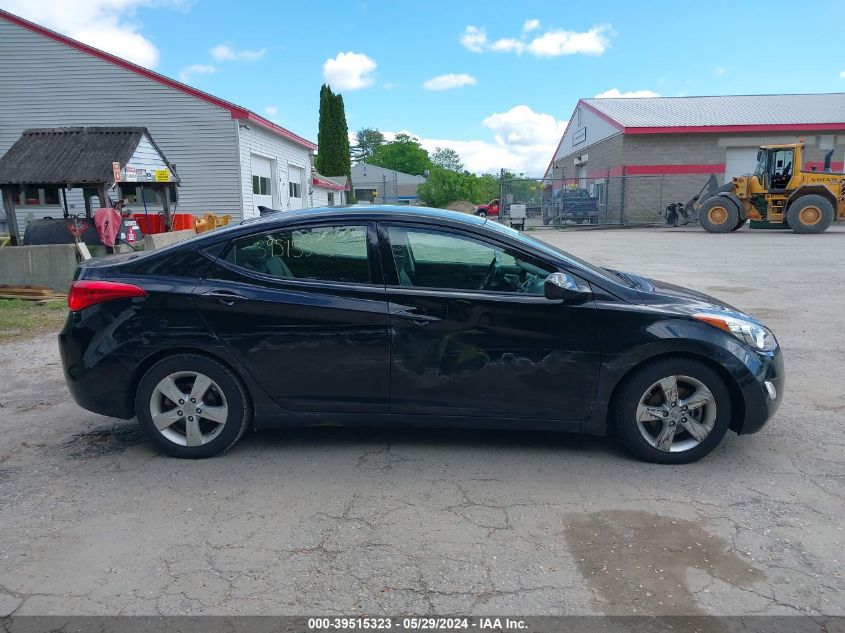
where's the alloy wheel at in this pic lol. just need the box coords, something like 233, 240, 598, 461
635, 375, 716, 452
149, 371, 229, 447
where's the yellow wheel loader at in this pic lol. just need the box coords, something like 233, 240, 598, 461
698, 143, 845, 234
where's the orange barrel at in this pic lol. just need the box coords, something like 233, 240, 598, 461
170, 213, 195, 231
132, 213, 164, 234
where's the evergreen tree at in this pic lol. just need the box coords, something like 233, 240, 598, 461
315, 84, 351, 182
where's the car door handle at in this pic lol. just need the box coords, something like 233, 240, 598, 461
393, 309, 441, 326
200, 290, 249, 306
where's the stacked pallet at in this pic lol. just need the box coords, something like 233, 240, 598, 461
0, 285, 66, 302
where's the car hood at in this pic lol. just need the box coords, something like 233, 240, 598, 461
631, 273, 755, 320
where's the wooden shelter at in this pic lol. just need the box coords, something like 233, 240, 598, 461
0, 126, 179, 244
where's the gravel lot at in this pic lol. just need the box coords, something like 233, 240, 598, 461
0, 225, 842, 617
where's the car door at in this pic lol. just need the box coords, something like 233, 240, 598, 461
379, 223, 600, 421
195, 221, 390, 413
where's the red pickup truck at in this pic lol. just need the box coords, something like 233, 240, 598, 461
474, 199, 500, 218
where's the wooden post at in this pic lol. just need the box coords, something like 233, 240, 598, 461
2, 186, 21, 246
96, 185, 107, 208
161, 185, 172, 231
83, 188, 93, 219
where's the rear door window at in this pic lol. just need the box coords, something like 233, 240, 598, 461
226, 225, 371, 284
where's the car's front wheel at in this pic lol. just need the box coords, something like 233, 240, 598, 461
135, 354, 251, 458
613, 358, 732, 464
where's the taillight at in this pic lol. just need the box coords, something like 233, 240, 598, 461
67, 280, 147, 311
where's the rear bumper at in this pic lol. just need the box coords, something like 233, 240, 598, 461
735, 346, 784, 435
58, 313, 135, 419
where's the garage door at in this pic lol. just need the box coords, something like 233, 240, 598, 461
724, 148, 759, 182
288, 165, 304, 210
251, 154, 273, 216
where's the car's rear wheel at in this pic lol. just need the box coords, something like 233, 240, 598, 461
475, 209, 487, 218
613, 358, 732, 464
135, 354, 251, 458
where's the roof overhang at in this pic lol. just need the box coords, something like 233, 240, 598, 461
312, 175, 347, 191
0, 9, 317, 152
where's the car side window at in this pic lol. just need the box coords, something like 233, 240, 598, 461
386, 225, 554, 294
226, 225, 370, 284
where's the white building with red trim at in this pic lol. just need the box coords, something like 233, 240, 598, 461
545, 94, 845, 223
311, 174, 349, 207
0, 9, 318, 224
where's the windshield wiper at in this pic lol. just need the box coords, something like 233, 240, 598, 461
603, 268, 638, 288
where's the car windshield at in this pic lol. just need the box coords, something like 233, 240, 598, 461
484, 221, 636, 287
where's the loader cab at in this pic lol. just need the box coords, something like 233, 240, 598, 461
754, 146, 796, 190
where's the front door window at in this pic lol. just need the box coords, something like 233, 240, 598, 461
385, 226, 554, 294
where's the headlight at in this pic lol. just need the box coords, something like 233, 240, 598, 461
693, 313, 777, 351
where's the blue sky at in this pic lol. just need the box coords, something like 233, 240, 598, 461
4, 0, 845, 174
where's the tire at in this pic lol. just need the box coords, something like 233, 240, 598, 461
787, 195, 834, 234
731, 218, 747, 232
135, 353, 251, 458
612, 358, 732, 464
475, 210, 487, 218
699, 197, 739, 233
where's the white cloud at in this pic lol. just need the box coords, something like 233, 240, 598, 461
523, 18, 540, 32
594, 88, 661, 98
380, 105, 565, 175
460, 22, 613, 57
715, 66, 726, 76
482, 105, 566, 147
322, 51, 377, 90
0, 0, 184, 68
264, 105, 278, 116
460, 25, 488, 53
528, 26, 612, 57
210, 44, 266, 61
178, 64, 216, 82
840, 70, 845, 79
423, 73, 477, 91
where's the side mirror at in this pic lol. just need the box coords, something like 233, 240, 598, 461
544, 272, 589, 302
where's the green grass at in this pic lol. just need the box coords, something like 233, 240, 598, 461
0, 299, 67, 342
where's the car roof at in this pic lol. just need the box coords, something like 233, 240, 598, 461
248, 204, 488, 228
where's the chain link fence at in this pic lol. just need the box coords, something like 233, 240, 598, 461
499, 174, 709, 228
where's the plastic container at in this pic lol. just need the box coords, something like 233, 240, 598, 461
132, 213, 164, 234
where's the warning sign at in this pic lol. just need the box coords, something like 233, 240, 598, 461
154, 169, 171, 182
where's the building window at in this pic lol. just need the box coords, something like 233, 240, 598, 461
19, 186, 60, 206
253, 175, 270, 196
577, 107, 582, 126
327, 192, 335, 206
289, 181, 301, 199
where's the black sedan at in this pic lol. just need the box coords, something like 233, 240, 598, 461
58, 206, 783, 464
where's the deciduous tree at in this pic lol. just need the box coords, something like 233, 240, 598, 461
368, 133, 432, 176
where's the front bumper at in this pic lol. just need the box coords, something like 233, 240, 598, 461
735, 345, 784, 435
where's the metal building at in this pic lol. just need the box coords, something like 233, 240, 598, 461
544, 94, 845, 223
0, 9, 317, 235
